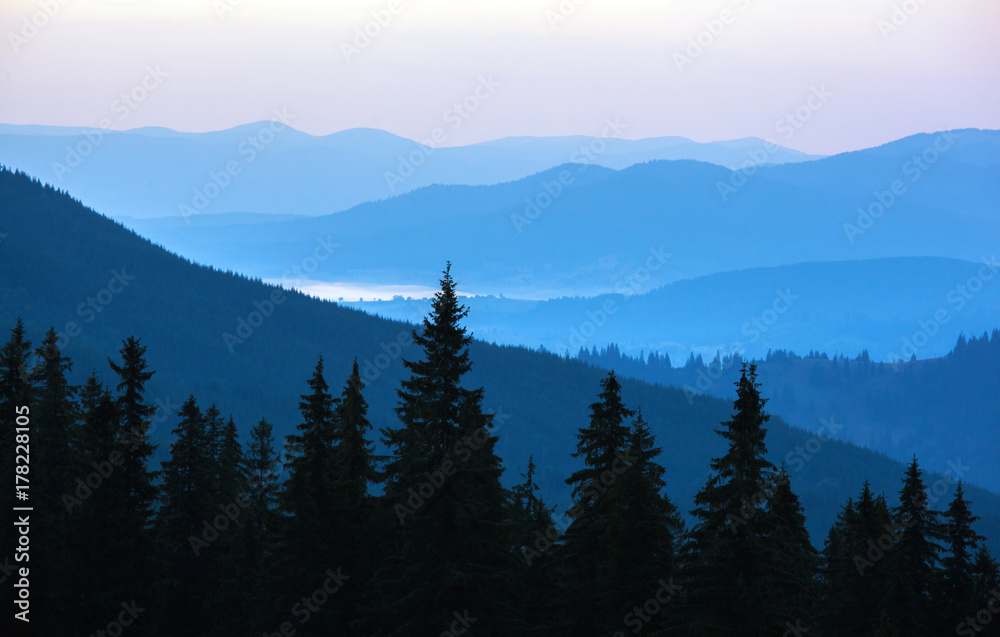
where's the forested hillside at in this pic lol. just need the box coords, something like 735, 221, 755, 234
577, 333, 1000, 490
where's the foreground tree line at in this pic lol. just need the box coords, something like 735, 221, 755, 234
1, 266, 999, 637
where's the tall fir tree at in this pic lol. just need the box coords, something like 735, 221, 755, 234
376, 263, 515, 635
275, 356, 342, 634
556, 376, 683, 635
556, 370, 637, 633
941, 482, 984, 631
214, 418, 280, 636
603, 412, 684, 635
330, 360, 380, 632
65, 372, 128, 634
885, 457, 944, 636
968, 547, 1000, 637
108, 335, 160, 636
760, 467, 818, 634
817, 495, 853, 631
510, 457, 560, 635
156, 395, 216, 636
29, 328, 78, 634
511, 457, 558, 564
676, 363, 814, 636
31, 328, 77, 506
820, 482, 894, 635
206, 414, 251, 637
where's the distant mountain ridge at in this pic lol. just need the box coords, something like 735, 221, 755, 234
0, 122, 822, 220
110, 129, 1000, 300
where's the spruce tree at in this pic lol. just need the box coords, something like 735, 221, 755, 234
970, 547, 1000, 637
156, 395, 216, 636
32, 328, 76, 506
245, 418, 280, 540
214, 418, 279, 636
557, 376, 682, 635
510, 457, 560, 635
207, 415, 252, 637
107, 335, 159, 635
65, 373, 128, 633
973, 546, 1000, 595
376, 263, 515, 635
275, 356, 341, 633
761, 467, 818, 633
511, 457, 557, 559
556, 370, 637, 633
821, 483, 893, 635
330, 360, 380, 632
818, 496, 854, 632
676, 363, 787, 636
941, 482, 983, 631
603, 412, 683, 635
332, 360, 378, 511
29, 328, 77, 634
109, 336, 159, 511
886, 457, 944, 636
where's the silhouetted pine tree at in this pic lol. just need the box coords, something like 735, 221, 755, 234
31, 328, 76, 503
108, 336, 160, 635
821, 482, 893, 635
605, 412, 683, 636
555, 371, 636, 632
511, 457, 558, 560
156, 395, 216, 636
28, 328, 78, 633
376, 263, 515, 635
329, 360, 380, 632
675, 363, 785, 636
274, 356, 341, 634
65, 372, 128, 634
940, 482, 984, 631
214, 418, 280, 636
206, 414, 252, 637
556, 375, 682, 635
816, 495, 853, 632
885, 457, 944, 636
761, 467, 818, 634
510, 457, 560, 635
969, 547, 1000, 637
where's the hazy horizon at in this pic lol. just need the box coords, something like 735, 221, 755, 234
5, 119, 996, 158
2, 0, 997, 155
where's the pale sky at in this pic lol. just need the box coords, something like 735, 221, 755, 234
0, 0, 997, 154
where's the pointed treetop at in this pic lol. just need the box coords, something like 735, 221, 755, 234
417, 262, 471, 354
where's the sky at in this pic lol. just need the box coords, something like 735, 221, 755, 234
0, 0, 997, 155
